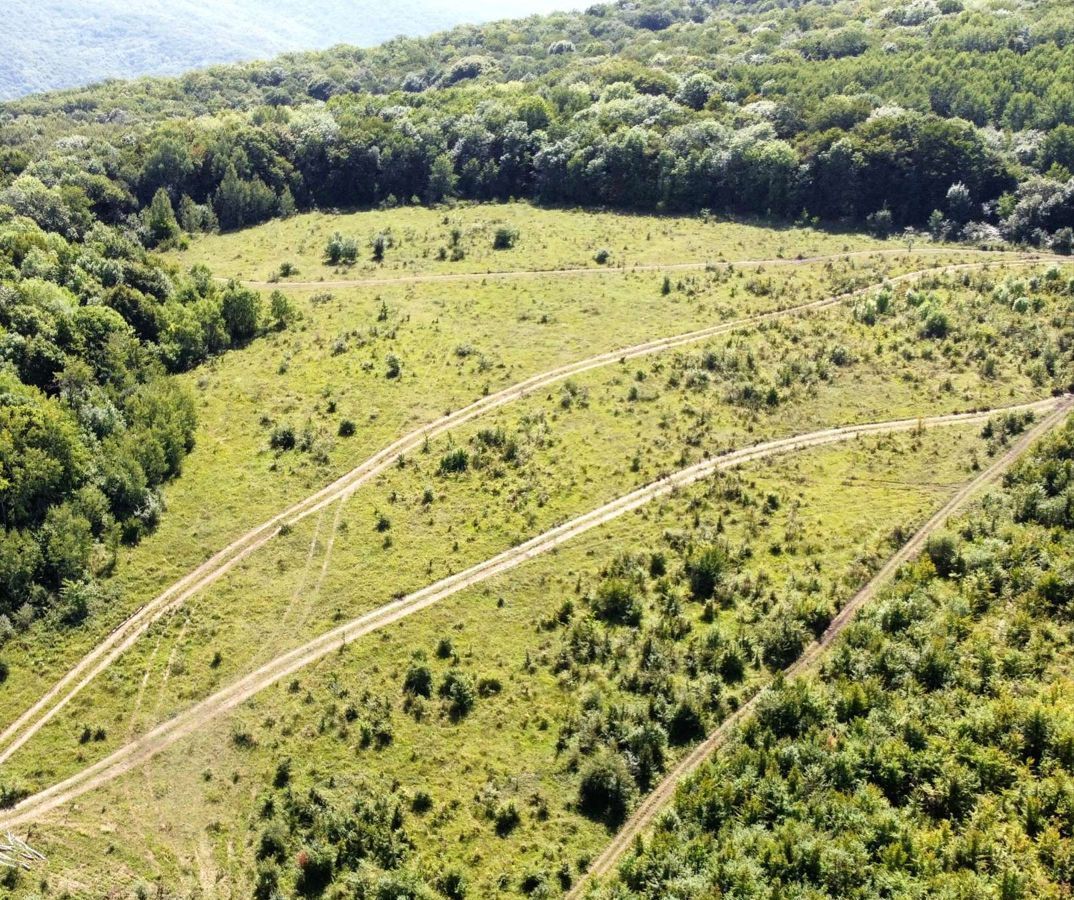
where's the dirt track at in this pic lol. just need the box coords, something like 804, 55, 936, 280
236, 247, 1033, 289
0, 253, 1058, 772
0, 397, 1066, 830
566, 395, 1074, 898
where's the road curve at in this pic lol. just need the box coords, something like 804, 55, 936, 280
0, 397, 1066, 830
235, 247, 1032, 289
0, 254, 1058, 770
566, 395, 1074, 898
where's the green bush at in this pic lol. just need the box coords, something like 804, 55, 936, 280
492, 226, 518, 250
438, 448, 469, 474
592, 577, 643, 626
439, 668, 476, 718
577, 751, 637, 824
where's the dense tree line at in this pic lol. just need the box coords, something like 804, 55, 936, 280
0, 173, 277, 632
604, 415, 1074, 899
1, 0, 1072, 247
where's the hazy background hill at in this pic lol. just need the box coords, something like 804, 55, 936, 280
1, 0, 575, 99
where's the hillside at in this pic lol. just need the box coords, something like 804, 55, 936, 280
0, 0, 574, 99
0, 0, 1073, 896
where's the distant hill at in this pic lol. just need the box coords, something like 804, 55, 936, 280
0, 0, 575, 99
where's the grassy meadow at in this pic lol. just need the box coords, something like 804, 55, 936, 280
12, 425, 991, 895
1, 206, 1071, 897
170, 204, 899, 282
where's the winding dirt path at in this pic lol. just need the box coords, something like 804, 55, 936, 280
237, 247, 1031, 289
566, 396, 1074, 898
0, 254, 1057, 771
0, 397, 1066, 830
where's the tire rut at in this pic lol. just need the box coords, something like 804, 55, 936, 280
236, 248, 1033, 289
566, 396, 1074, 898
0, 254, 1060, 772
0, 397, 1065, 830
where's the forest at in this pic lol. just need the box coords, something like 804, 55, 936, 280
0, 0, 1072, 247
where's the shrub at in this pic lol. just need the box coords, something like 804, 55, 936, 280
371, 231, 391, 262
254, 862, 280, 900
761, 614, 808, 670
269, 424, 296, 450
338, 419, 356, 437
756, 678, 830, 739
492, 226, 518, 249
268, 290, 294, 330
438, 448, 469, 474
593, 248, 611, 264
592, 578, 643, 626
437, 871, 467, 899
577, 751, 637, 824
294, 844, 333, 895
439, 668, 476, 718
668, 696, 705, 744
866, 207, 894, 237
385, 353, 402, 379
325, 232, 358, 265
403, 662, 433, 698
411, 790, 433, 813
921, 308, 950, 339
272, 757, 291, 788
926, 532, 963, 577
687, 545, 728, 600
494, 799, 522, 836
256, 824, 288, 861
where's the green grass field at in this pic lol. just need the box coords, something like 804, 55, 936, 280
0, 229, 987, 726
170, 203, 899, 282
10, 425, 990, 894
0, 206, 1070, 898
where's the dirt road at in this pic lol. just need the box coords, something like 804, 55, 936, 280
0, 255, 1058, 771
0, 397, 1065, 830
565, 396, 1074, 898
236, 247, 1038, 289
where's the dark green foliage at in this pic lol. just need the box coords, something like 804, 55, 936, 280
614, 417, 1074, 899
438, 448, 469, 475
219, 281, 262, 343
591, 577, 643, 626
668, 696, 705, 745
686, 545, 728, 601
761, 614, 809, 670
577, 751, 637, 825
492, 226, 518, 250
437, 871, 467, 899
438, 668, 476, 718
493, 799, 521, 836
1, 0, 1070, 246
926, 532, 963, 577
269, 424, 296, 451
144, 188, 180, 247
402, 662, 432, 698
251, 770, 413, 896
324, 232, 358, 265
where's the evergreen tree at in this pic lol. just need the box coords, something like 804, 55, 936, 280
144, 188, 179, 246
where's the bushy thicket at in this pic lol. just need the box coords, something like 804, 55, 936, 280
0, 0, 1072, 247
607, 415, 1074, 899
